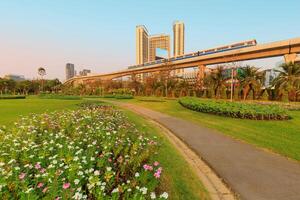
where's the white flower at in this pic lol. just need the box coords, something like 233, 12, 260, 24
127, 188, 132, 192
160, 192, 168, 199
74, 179, 80, 185
150, 192, 156, 199
89, 168, 94, 173
0, 162, 5, 167
94, 170, 100, 176
135, 172, 140, 177
78, 171, 84, 176
106, 167, 112, 172
90, 157, 95, 161
73, 192, 82, 199
25, 187, 33, 193
140, 187, 147, 195
111, 188, 119, 193
74, 156, 79, 161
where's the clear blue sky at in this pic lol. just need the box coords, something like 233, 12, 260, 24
0, 0, 299, 80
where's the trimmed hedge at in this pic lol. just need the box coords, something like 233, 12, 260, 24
0, 95, 26, 99
115, 94, 134, 99
103, 94, 134, 99
179, 97, 290, 120
38, 94, 81, 100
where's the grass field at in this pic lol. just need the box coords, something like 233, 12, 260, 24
108, 97, 300, 162
0, 96, 82, 126
0, 97, 209, 200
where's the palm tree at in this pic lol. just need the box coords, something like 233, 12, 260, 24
38, 67, 46, 92
238, 66, 265, 100
205, 66, 226, 98
272, 63, 300, 101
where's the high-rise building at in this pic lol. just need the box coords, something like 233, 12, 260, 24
79, 69, 91, 76
173, 21, 185, 57
149, 34, 170, 62
65, 63, 75, 80
4, 74, 25, 81
136, 25, 149, 65
173, 21, 185, 75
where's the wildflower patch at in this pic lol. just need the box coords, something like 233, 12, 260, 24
0, 104, 167, 199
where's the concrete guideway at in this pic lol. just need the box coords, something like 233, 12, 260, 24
109, 101, 300, 200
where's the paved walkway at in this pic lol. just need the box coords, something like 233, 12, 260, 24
111, 101, 300, 200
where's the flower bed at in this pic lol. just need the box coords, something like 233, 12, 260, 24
179, 97, 290, 120
0, 104, 167, 199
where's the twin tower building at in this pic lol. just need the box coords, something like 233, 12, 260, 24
136, 21, 185, 65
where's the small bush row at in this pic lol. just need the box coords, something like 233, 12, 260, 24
0, 95, 26, 99
103, 94, 134, 99
38, 94, 82, 100
179, 97, 290, 120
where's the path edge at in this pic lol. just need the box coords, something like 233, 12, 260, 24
111, 101, 237, 200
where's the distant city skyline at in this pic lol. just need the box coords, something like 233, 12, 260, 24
0, 0, 299, 81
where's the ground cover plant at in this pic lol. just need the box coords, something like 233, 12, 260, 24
0, 95, 26, 99
179, 97, 290, 120
0, 104, 168, 199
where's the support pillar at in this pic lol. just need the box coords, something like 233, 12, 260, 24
284, 53, 298, 64
196, 65, 206, 90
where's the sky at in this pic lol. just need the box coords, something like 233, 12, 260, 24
0, 0, 300, 81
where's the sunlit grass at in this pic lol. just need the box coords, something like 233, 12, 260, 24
110, 96, 300, 161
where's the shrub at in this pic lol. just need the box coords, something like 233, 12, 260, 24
0, 95, 26, 99
179, 97, 290, 120
114, 94, 134, 99
0, 105, 167, 199
38, 94, 81, 100
103, 94, 115, 98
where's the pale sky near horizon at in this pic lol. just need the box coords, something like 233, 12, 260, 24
0, 0, 299, 81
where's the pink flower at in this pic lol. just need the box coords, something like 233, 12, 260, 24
39, 168, 46, 173
37, 182, 44, 188
55, 197, 61, 200
143, 164, 153, 171
19, 172, 26, 180
154, 171, 161, 178
154, 167, 162, 179
42, 187, 48, 193
63, 182, 70, 189
35, 163, 41, 170
153, 161, 159, 166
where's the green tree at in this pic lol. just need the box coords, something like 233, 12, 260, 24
272, 63, 300, 101
238, 66, 265, 100
205, 66, 226, 98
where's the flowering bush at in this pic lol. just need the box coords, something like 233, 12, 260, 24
0, 104, 168, 199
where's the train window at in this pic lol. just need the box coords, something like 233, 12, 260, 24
217, 47, 228, 51
231, 43, 244, 48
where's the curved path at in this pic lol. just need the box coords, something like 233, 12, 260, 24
110, 101, 300, 200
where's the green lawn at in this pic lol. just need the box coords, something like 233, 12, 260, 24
0, 97, 209, 200
108, 97, 300, 162
0, 96, 82, 126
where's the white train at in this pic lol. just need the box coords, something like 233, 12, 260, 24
128, 39, 257, 69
